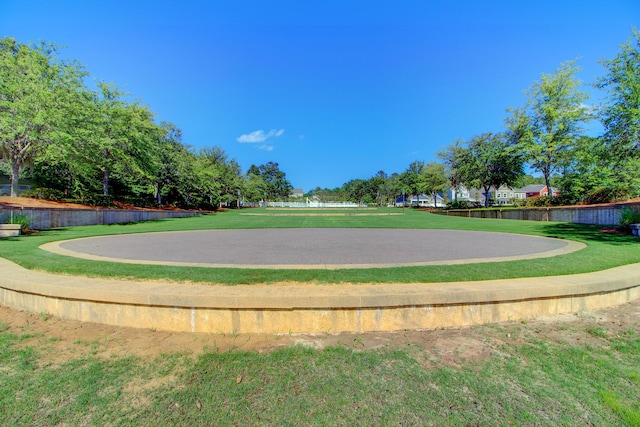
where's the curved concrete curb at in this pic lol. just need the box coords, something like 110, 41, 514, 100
1, 257, 639, 334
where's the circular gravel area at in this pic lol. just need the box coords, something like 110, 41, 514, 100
44, 228, 584, 269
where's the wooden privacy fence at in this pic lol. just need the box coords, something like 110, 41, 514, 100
0, 207, 206, 229
434, 204, 640, 226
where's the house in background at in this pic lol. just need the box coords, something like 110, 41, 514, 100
449, 183, 560, 206
520, 184, 559, 198
289, 188, 304, 198
449, 185, 483, 204
494, 185, 526, 205
395, 193, 446, 207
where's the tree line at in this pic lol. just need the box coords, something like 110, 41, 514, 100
314, 29, 640, 208
0, 37, 292, 208
2, 30, 639, 208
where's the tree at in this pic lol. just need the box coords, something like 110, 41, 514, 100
421, 162, 448, 207
507, 61, 591, 198
344, 178, 374, 205
256, 162, 292, 201
152, 122, 184, 205
242, 166, 266, 203
437, 139, 472, 202
400, 161, 425, 206
192, 146, 235, 208
0, 37, 86, 196
465, 132, 524, 207
558, 136, 640, 203
67, 82, 159, 199
596, 29, 640, 161
371, 170, 394, 206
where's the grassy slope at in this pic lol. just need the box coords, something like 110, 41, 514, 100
0, 208, 638, 284
1, 319, 638, 425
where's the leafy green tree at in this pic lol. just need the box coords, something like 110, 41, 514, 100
400, 161, 425, 206
68, 82, 159, 198
558, 136, 640, 203
437, 139, 472, 202
152, 122, 185, 205
256, 162, 292, 201
242, 166, 267, 203
465, 132, 524, 207
507, 61, 591, 198
371, 170, 394, 206
191, 146, 232, 208
344, 178, 375, 205
0, 37, 86, 196
596, 29, 640, 161
421, 162, 448, 207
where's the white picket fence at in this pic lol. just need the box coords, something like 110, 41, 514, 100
265, 201, 364, 208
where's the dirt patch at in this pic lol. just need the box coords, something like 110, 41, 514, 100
2, 298, 639, 366
0, 196, 208, 212
0, 196, 95, 209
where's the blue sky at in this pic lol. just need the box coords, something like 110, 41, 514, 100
1, 1, 638, 191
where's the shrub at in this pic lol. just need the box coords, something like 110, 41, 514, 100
82, 194, 115, 207
447, 200, 482, 210
619, 206, 640, 231
584, 187, 628, 205
525, 196, 554, 207
2, 212, 31, 231
21, 187, 65, 201
119, 195, 156, 208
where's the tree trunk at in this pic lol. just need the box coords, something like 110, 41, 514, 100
156, 183, 163, 205
483, 186, 491, 207
544, 174, 553, 197
10, 161, 20, 197
103, 169, 109, 196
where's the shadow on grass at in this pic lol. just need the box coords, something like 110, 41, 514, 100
542, 222, 639, 245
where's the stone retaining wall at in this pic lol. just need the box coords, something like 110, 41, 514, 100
0, 206, 206, 229
1, 258, 639, 334
437, 203, 640, 226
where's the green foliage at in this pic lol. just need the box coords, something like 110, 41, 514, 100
508, 61, 592, 198
1, 212, 31, 231
20, 187, 65, 201
446, 200, 481, 209
465, 132, 524, 207
619, 206, 640, 230
524, 196, 555, 207
421, 162, 448, 206
255, 161, 293, 202
81, 194, 114, 207
584, 187, 629, 205
0, 37, 87, 196
597, 28, 640, 161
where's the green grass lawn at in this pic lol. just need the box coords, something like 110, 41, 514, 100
1, 314, 639, 425
0, 207, 638, 285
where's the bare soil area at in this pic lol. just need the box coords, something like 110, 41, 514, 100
2, 298, 639, 366
0, 196, 200, 211
0, 196, 96, 209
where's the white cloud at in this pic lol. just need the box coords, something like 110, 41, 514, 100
258, 144, 274, 151
236, 129, 284, 144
